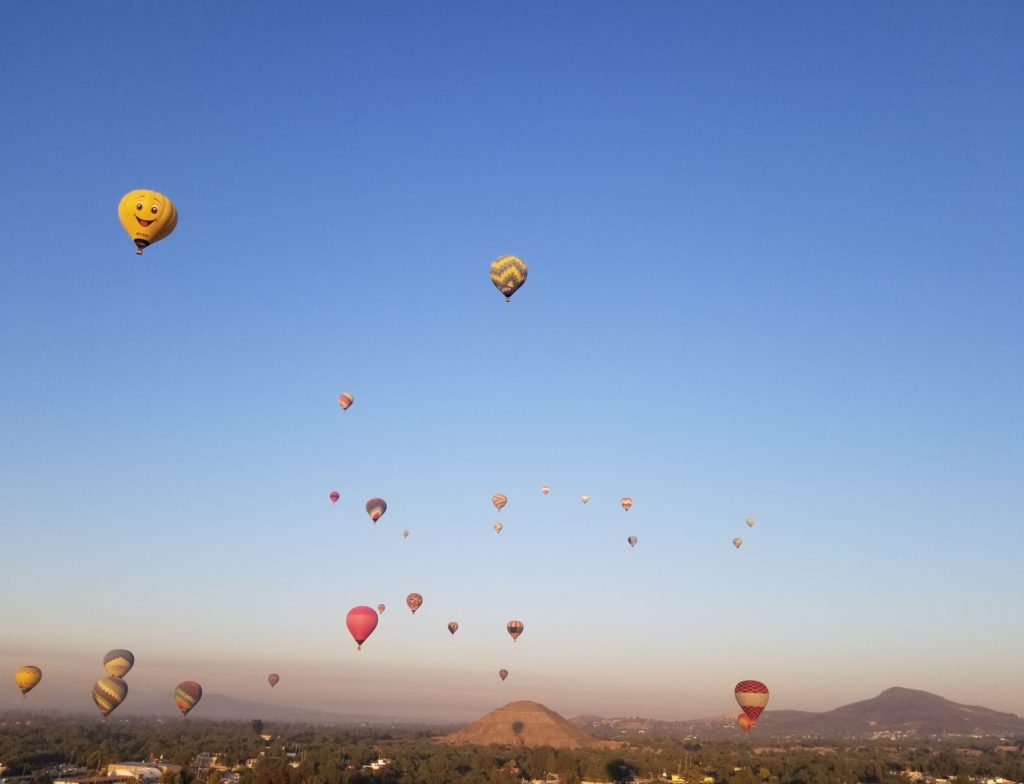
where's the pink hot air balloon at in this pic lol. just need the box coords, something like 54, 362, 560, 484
499, 669, 509, 681
406, 593, 423, 614
506, 619, 524, 641
329, 491, 340, 504
267, 673, 280, 688
346, 606, 380, 650
492, 493, 507, 512
541, 485, 550, 495
735, 680, 769, 722
377, 603, 385, 614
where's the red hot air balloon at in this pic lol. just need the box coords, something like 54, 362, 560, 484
735, 680, 769, 722
447, 621, 459, 635
506, 620, 524, 641
329, 491, 340, 504
377, 603, 385, 614
267, 673, 280, 688
406, 593, 423, 614
366, 497, 387, 523
499, 669, 509, 681
338, 393, 354, 410
737, 713, 755, 733
492, 493, 507, 512
346, 606, 379, 650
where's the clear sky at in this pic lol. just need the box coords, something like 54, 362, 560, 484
1, 2, 1022, 723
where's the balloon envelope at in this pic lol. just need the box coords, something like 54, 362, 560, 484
118, 189, 178, 254
267, 673, 280, 688
346, 606, 380, 650
175, 681, 203, 717
746, 517, 755, 527
493, 522, 503, 534
499, 669, 509, 681
506, 620, 524, 641
489, 255, 528, 301
733, 538, 743, 548
338, 393, 354, 410
103, 649, 135, 678
366, 497, 387, 522
406, 593, 423, 614
329, 491, 340, 504
492, 493, 507, 512
92, 676, 127, 717
627, 535, 638, 548
621, 497, 633, 511
735, 680, 769, 721
541, 485, 550, 495
15, 666, 42, 695
580, 495, 589, 503
377, 603, 386, 614
402, 529, 409, 538
447, 621, 459, 635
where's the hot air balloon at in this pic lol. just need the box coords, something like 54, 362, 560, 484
346, 606, 379, 650
581, 495, 590, 504
733, 538, 743, 548
541, 485, 550, 495
621, 497, 633, 511
329, 490, 340, 504
735, 680, 769, 722
338, 393, 354, 410
506, 620, 524, 641
366, 497, 387, 523
103, 649, 135, 678
627, 535, 638, 548
175, 681, 203, 717
447, 621, 459, 636
118, 190, 178, 255
402, 529, 409, 538
377, 603, 386, 614
267, 673, 280, 688
499, 669, 509, 681
737, 713, 754, 733
492, 493, 507, 512
493, 522, 503, 534
406, 593, 423, 614
489, 255, 527, 302
746, 517, 755, 527
15, 666, 42, 696
92, 676, 127, 718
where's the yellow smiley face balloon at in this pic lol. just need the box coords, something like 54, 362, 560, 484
118, 190, 178, 254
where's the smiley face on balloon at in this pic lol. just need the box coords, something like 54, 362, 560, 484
118, 189, 178, 254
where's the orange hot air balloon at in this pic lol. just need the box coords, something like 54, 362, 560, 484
506, 620, 524, 641
447, 621, 459, 636
366, 497, 387, 523
627, 535, 638, 548
346, 606, 379, 650
15, 666, 42, 696
338, 393, 354, 410
492, 493, 507, 512
733, 537, 743, 548
620, 497, 633, 511
267, 673, 280, 688
580, 495, 589, 504
746, 517, 755, 527
735, 680, 769, 722
329, 491, 340, 504
493, 522, 503, 534
406, 593, 423, 614
377, 603, 386, 614
541, 485, 550, 495
498, 669, 509, 681
737, 713, 754, 732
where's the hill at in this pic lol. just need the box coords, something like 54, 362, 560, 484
573, 688, 1024, 741
443, 700, 605, 749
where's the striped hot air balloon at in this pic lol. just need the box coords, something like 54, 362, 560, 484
92, 676, 128, 717
506, 620, 524, 641
627, 535, 638, 548
175, 681, 203, 717
346, 606, 379, 650
338, 393, 354, 410
103, 649, 135, 678
492, 493, 507, 512
366, 497, 387, 523
406, 593, 423, 614
735, 680, 769, 722
489, 255, 527, 302
621, 497, 633, 511
15, 666, 42, 696
447, 621, 459, 636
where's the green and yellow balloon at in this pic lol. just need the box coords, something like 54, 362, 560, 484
489, 255, 527, 302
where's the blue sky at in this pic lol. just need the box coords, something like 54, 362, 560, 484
1, 2, 1022, 722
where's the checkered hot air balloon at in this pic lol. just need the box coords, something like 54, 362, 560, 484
506, 620, 524, 641
175, 681, 203, 717
492, 493, 507, 512
735, 680, 769, 722
366, 497, 387, 523
489, 255, 527, 302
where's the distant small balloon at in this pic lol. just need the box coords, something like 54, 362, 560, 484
733, 537, 743, 549
499, 669, 509, 681
492, 493, 507, 512
402, 529, 409, 538
507, 619, 524, 641
377, 603, 386, 614
493, 522, 503, 534
620, 497, 633, 511
447, 621, 459, 636
541, 485, 550, 495
627, 535, 638, 548
338, 393, 354, 410
407, 592, 423, 614
489, 255, 528, 302
366, 497, 387, 523
15, 666, 42, 696
175, 681, 203, 717
329, 491, 340, 504
267, 673, 280, 688
580, 495, 589, 504
746, 517, 755, 527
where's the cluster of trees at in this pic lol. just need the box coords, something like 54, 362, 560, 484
0, 714, 1020, 784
